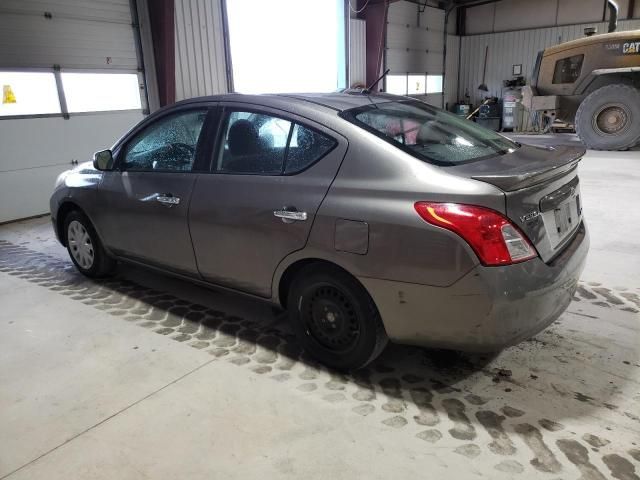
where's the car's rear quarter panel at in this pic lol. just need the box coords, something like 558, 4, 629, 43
301, 127, 505, 287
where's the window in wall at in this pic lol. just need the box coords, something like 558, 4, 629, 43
386, 75, 408, 95
61, 72, 142, 113
0, 71, 61, 117
226, 0, 346, 93
426, 75, 443, 94
408, 75, 426, 95
386, 74, 443, 96
123, 110, 207, 172
552, 55, 584, 84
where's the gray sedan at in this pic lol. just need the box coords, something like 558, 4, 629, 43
50, 92, 589, 370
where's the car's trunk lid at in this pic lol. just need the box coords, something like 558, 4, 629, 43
448, 144, 586, 263
451, 144, 584, 191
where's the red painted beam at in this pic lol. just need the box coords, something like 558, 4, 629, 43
361, 0, 389, 90
148, 0, 175, 106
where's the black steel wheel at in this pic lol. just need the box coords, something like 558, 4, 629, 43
302, 284, 361, 353
288, 264, 388, 370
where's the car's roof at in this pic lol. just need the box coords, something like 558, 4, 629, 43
175, 91, 401, 113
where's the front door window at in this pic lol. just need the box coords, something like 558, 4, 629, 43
122, 109, 207, 172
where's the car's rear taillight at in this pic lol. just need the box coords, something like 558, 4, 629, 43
414, 202, 537, 266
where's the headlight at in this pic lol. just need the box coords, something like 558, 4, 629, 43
54, 171, 69, 189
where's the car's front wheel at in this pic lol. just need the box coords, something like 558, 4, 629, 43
288, 265, 388, 371
64, 210, 115, 277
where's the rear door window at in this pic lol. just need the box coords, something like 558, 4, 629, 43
216, 111, 291, 174
215, 110, 336, 175
285, 124, 336, 174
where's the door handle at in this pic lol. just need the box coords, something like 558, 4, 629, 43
273, 208, 307, 223
156, 194, 181, 206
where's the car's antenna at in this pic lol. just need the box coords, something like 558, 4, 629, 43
362, 68, 390, 94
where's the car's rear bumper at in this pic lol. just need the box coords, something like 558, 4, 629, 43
359, 221, 589, 352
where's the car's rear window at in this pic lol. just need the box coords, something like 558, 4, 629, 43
341, 100, 519, 166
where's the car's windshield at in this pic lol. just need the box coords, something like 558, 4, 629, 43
341, 100, 519, 165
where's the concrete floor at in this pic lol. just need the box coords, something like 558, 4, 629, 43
0, 147, 639, 480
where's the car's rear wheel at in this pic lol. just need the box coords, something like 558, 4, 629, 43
64, 210, 115, 277
287, 265, 388, 370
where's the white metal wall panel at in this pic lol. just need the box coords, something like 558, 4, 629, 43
493, 0, 559, 32
349, 19, 366, 87
0, 0, 132, 22
386, 2, 445, 75
0, 0, 137, 70
174, 0, 228, 100
0, 0, 143, 223
388, 1, 419, 25
466, 0, 636, 35
465, 3, 495, 36
458, 19, 640, 129
0, 112, 144, 223
386, 49, 444, 74
557, 0, 610, 25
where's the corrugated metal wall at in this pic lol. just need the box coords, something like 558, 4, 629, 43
458, 19, 640, 128
174, 0, 228, 101
349, 19, 367, 87
0, 0, 138, 70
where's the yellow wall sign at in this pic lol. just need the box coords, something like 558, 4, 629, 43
3, 85, 17, 104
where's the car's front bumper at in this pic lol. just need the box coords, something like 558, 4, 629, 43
359, 221, 589, 352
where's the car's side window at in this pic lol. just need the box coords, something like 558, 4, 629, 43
122, 109, 207, 172
214, 109, 337, 175
216, 111, 292, 175
284, 124, 336, 174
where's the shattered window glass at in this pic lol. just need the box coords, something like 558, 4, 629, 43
284, 124, 336, 174
123, 110, 207, 172
343, 100, 518, 165
216, 111, 292, 175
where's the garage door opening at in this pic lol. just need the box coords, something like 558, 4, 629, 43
225, 0, 347, 94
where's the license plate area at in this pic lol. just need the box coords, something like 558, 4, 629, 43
540, 179, 582, 249
553, 200, 576, 235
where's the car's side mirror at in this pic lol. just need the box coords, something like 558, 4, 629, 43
93, 149, 114, 171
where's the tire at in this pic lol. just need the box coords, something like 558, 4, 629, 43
287, 265, 388, 371
63, 210, 115, 278
575, 84, 640, 150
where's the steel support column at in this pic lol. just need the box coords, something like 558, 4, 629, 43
148, 0, 175, 106
360, 0, 390, 90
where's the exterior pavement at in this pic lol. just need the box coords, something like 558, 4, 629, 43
0, 147, 639, 479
